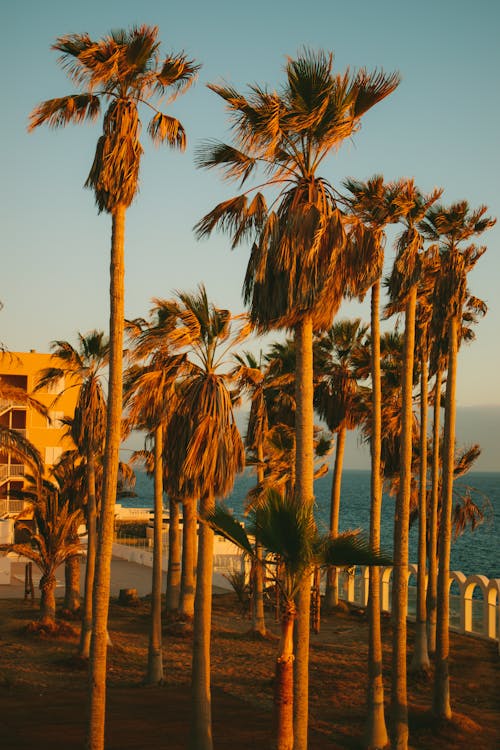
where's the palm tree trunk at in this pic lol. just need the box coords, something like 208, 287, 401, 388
64, 552, 81, 613
324, 426, 345, 610
146, 423, 164, 684
252, 543, 267, 636
366, 278, 389, 749
391, 287, 417, 750
293, 314, 314, 750
251, 448, 266, 637
180, 497, 197, 621
166, 496, 181, 615
87, 204, 126, 750
411, 346, 430, 672
190, 491, 215, 750
426, 367, 442, 655
40, 572, 57, 625
275, 601, 296, 750
432, 317, 457, 720
79, 453, 97, 658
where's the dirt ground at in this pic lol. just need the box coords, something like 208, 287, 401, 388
0, 593, 498, 750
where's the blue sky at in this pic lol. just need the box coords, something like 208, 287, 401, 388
1, 0, 499, 467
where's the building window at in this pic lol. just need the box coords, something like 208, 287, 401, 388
45, 446, 63, 465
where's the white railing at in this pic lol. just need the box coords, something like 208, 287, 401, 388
0, 464, 25, 482
114, 504, 152, 521
337, 564, 500, 649
0, 499, 25, 514
112, 531, 500, 649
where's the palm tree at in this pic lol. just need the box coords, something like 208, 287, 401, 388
342, 175, 412, 747
10, 476, 83, 625
419, 201, 495, 720
151, 285, 246, 750
50, 450, 87, 614
232, 350, 270, 637
35, 331, 108, 656
407, 247, 444, 674
205, 490, 392, 750
426, 289, 486, 654
124, 324, 186, 684
129, 303, 201, 627
314, 318, 367, 610
195, 52, 399, 748
385, 182, 442, 750
29, 27, 199, 749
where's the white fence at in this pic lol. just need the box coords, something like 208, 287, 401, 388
335, 564, 500, 647
112, 534, 500, 648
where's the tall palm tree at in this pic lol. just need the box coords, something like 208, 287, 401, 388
385, 182, 441, 750
195, 51, 399, 748
152, 285, 246, 750
29, 27, 199, 749
419, 201, 495, 720
35, 331, 108, 657
342, 175, 411, 748
426, 289, 486, 654
314, 318, 367, 610
206, 491, 392, 750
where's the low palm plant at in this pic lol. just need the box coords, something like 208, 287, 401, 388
10, 481, 83, 626
205, 489, 391, 750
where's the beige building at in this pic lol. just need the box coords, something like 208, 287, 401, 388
0, 351, 79, 510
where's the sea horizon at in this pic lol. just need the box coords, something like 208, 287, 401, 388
126, 468, 499, 580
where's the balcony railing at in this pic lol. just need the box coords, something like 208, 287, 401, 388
0, 498, 24, 514
0, 464, 25, 482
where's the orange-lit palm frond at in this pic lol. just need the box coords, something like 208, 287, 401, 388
147, 112, 186, 148
195, 192, 267, 247
28, 94, 101, 131
195, 141, 258, 185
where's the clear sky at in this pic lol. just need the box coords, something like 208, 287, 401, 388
1, 0, 499, 466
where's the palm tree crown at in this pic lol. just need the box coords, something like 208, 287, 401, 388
195, 49, 400, 331
29, 26, 200, 213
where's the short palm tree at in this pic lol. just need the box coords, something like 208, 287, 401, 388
205, 489, 392, 750
10, 477, 83, 625
29, 27, 199, 750
195, 50, 399, 750
232, 350, 270, 637
124, 320, 187, 684
419, 201, 495, 720
151, 285, 246, 750
35, 331, 108, 656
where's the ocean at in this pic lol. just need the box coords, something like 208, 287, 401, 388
127, 469, 499, 580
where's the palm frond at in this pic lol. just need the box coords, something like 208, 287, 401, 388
147, 113, 186, 149
156, 54, 201, 99
323, 531, 392, 566
28, 94, 100, 131
203, 504, 253, 555
195, 140, 257, 184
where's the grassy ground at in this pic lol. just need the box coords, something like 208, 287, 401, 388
0, 593, 498, 749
